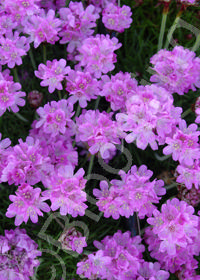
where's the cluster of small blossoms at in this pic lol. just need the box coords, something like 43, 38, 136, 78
93, 165, 166, 219
30, 122, 78, 170
6, 183, 50, 225
59, 2, 99, 54
0, 228, 41, 279
145, 198, 200, 275
178, 0, 197, 5
0, 68, 26, 116
100, 72, 138, 111
1, 136, 53, 186
35, 59, 70, 93
35, 99, 75, 138
102, 3, 132, 33
116, 84, 182, 150
75, 34, 122, 78
0, 133, 11, 178
66, 69, 101, 108
0, 31, 30, 68
75, 110, 122, 159
42, 165, 87, 217
0, 0, 40, 26
58, 227, 87, 254
150, 46, 200, 95
24, 9, 62, 48
77, 230, 146, 279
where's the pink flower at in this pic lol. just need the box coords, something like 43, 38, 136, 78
102, 3, 132, 33
6, 183, 50, 225
35, 59, 70, 93
24, 9, 61, 48
75, 34, 122, 78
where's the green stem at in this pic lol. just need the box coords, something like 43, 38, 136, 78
95, 96, 100, 110
192, 33, 200, 52
15, 112, 28, 123
181, 108, 192, 118
157, 5, 169, 51
43, 44, 46, 64
164, 10, 183, 50
118, 0, 120, 6
12, 68, 19, 83
29, 47, 37, 70
87, 154, 95, 179
73, 104, 81, 121
58, 90, 62, 100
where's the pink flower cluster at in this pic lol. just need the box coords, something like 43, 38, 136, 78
42, 165, 87, 217
66, 69, 100, 108
59, 2, 99, 53
77, 230, 169, 279
24, 9, 62, 48
1, 136, 52, 186
0, 228, 41, 280
146, 198, 200, 277
58, 227, 87, 254
100, 72, 138, 111
87, 0, 116, 12
39, 0, 66, 11
6, 183, 50, 225
195, 96, 200, 123
116, 84, 182, 150
35, 59, 70, 93
75, 110, 121, 159
150, 46, 200, 95
102, 3, 132, 33
75, 34, 122, 78
0, 31, 30, 68
94, 165, 166, 219
0, 68, 26, 116
35, 99, 75, 137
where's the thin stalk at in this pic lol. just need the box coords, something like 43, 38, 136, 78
192, 33, 200, 52
136, 212, 141, 236
58, 90, 62, 100
12, 68, 19, 83
43, 44, 46, 64
181, 108, 192, 118
157, 4, 169, 51
164, 9, 183, 50
73, 104, 81, 121
87, 154, 95, 179
118, 0, 120, 6
29, 47, 37, 70
94, 96, 100, 110
15, 112, 28, 123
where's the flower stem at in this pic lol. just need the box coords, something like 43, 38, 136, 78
157, 4, 169, 51
58, 90, 62, 100
15, 112, 28, 123
164, 9, 183, 50
87, 154, 95, 179
192, 33, 200, 52
29, 47, 37, 70
12, 68, 19, 83
181, 108, 192, 118
95, 96, 100, 110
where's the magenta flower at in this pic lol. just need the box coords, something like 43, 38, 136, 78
59, 2, 99, 53
0, 31, 30, 68
42, 165, 87, 217
0, 70, 26, 116
35, 59, 70, 93
150, 46, 200, 95
102, 3, 132, 33
75, 110, 121, 159
35, 99, 75, 137
0, 228, 41, 280
75, 34, 122, 78
6, 183, 50, 225
94, 165, 166, 219
24, 9, 62, 48
66, 70, 100, 108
